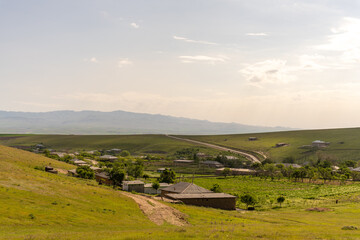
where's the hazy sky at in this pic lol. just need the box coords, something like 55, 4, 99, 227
1, 0, 360, 129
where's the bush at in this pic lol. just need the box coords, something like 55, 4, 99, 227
76, 166, 95, 179
240, 193, 257, 209
210, 183, 222, 193
159, 168, 176, 183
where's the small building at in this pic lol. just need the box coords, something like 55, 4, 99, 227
45, 166, 58, 174
248, 137, 258, 141
99, 155, 118, 161
95, 172, 113, 185
311, 140, 330, 148
201, 161, 224, 168
90, 166, 102, 173
275, 143, 288, 147
35, 144, 46, 149
71, 159, 87, 166
282, 163, 302, 169
351, 167, 360, 172
224, 156, 238, 160
215, 168, 256, 176
122, 180, 145, 193
51, 152, 67, 158
157, 168, 168, 173
196, 153, 211, 159
106, 148, 122, 154
173, 159, 194, 165
166, 193, 237, 210
161, 182, 237, 210
144, 183, 171, 194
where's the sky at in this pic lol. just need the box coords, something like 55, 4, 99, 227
1, 0, 360, 129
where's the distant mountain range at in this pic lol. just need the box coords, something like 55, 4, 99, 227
0, 110, 294, 135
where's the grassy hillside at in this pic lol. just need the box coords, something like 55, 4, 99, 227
183, 128, 360, 164
1, 145, 360, 239
0, 134, 206, 156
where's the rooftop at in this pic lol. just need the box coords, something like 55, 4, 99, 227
161, 182, 212, 194
166, 193, 236, 199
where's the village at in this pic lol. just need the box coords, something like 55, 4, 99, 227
28, 138, 360, 211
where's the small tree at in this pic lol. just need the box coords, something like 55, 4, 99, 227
222, 168, 231, 178
76, 166, 95, 179
210, 183, 222, 193
110, 167, 125, 186
159, 168, 176, 183
240, 193, 257, 209
120, 150, 131, 157
277, 196, 285, 207
152, 181, 160, 191
143, 174, 150, 180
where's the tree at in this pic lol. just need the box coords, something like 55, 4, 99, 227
76, 166, 95, 179
240, 194, 257, 209
120, 150, 131, 157
222, 168, 231, 178
159, 168, 176, 183
126, 160, 144, 178
210, 183, 222, 193
109, 167, 125, 186
152, 182, 160, 191
143, 174, 150, 180
277, 196, 285, 207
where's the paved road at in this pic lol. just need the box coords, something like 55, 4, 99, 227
167, 135, 261, 163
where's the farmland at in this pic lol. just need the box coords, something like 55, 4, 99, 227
183, 127, 360, 164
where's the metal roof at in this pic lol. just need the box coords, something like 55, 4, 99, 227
161, 182, 212, 194
166, 193, 236, 199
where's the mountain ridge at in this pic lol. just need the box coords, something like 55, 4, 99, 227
0, 110, 294, 135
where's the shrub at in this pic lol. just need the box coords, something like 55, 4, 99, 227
76, 166, 95, 179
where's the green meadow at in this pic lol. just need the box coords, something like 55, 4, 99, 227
183, 127, 360, 164
1, 145, 360, 239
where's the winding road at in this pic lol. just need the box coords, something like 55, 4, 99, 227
167, 135, 261, 163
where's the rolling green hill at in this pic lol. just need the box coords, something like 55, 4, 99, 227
0, 134, 203, 156
183, 128, 360, 164
1, 145, 360, 239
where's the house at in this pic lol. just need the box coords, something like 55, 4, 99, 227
122, 180, 145, 193
71, 159, 88, 166
215, 168, 256, 176
106, 148, 122, 154
311, 140, 330, 148
144, 183, 171, 194
282, 163, 302, 169
35, 144, 46, 149
224, 156, 238, 160
45, 166, 58, 174
196, 153, 211, 159
351, 167, 360, 172
51, 152, 67, 158
161, 182, 237, 210
157, 168, 169, 173
201, 161, 224, 168
90, 166, 102, 173
95, 172, 113, 185
173, 159, 194, 165
99, 155, 118, 161
248, 137, 258, 141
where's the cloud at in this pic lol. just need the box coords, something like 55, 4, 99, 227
239, 59, 295, 87
246, 33, 268, 36
179, 55, 228, 64
118, 58, 133, 68
130, 22, 140, 29
315, 17, 360, 65
84, 57, 99, 63
173, 36, 217, 45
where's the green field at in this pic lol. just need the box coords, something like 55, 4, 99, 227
183, 127, 360, 164
1, 145, 360, 239
0, 134, 213, 157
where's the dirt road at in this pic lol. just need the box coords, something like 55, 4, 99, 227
121, 192, 188, 226
167, 135, 261, 163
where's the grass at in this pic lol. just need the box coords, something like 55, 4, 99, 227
1, 145, 360, 239
0, 134, 222, 158
182, 127, 360, 164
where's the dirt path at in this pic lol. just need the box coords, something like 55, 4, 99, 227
167, 135, 261, 163
121, 192, 188, 226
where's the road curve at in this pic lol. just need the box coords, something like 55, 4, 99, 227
167, 135, 261, 163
